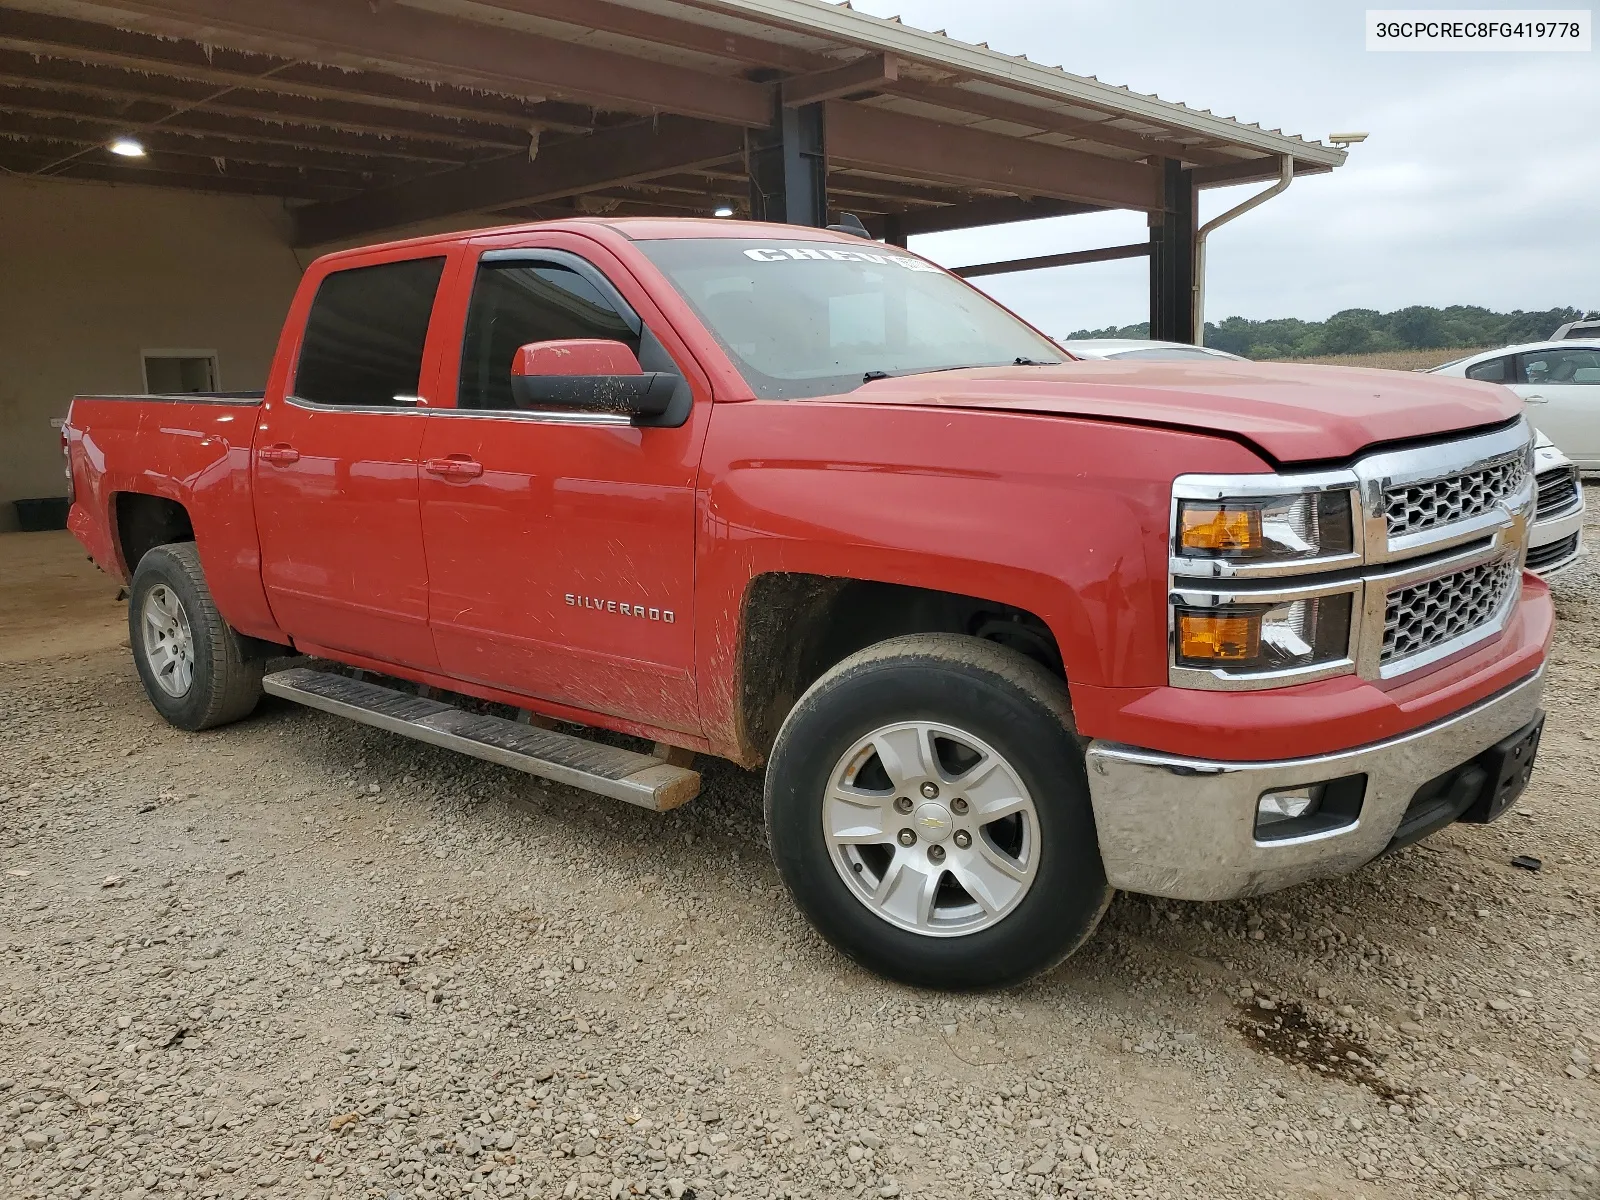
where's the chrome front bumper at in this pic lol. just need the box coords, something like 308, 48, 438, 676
1083, 668, 1545, 901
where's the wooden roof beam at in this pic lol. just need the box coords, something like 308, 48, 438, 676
882, 79, 1235, 168
1192, 156, 1331, 187
0, 8, 595, 133
448, 0, 832, 72
293, 113, 746, 247
0, 144, 348, 197
0, 56, 531, 151
24, 0, 773, 126
0, 113, 431, 179
782, 53, 897, 107
861, 196, 1105, 239
826, 100, 1161, 212
0, 87, 480, 164
826, 173, 977, 206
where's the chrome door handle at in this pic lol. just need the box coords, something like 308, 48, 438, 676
424, 456, 484, 480
1524, 394, 1548, 403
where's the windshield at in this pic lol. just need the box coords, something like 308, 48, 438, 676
636, 237, 1062, 399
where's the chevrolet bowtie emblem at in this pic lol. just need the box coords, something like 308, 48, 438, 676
919, 815, 945, 829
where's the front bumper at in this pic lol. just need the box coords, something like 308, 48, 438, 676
1083, 667, 1545, 900
1527, 502, 1585, 576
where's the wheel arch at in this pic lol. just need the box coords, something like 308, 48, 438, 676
113, 491, 194, 578
729, 571, 1071, 767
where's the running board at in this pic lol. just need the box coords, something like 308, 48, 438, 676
262, 667, 700, 811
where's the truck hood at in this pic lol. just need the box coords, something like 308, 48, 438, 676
847, 359, 1522, 464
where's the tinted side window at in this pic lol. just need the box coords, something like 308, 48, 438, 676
459, 262, 639, 410
295, 257, 446, 406
1521, 347, 1600, 385
1465, 356, 1511, 383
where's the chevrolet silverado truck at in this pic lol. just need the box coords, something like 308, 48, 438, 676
63, 218, 1551, 989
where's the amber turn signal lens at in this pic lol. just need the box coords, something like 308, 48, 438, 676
1180, 505, 1262, 554
1177, 612, 1261, 662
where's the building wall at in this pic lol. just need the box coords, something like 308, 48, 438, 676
0, 177, 306, 531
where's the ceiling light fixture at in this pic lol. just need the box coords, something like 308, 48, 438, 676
109, 136, 147, 158
713, 206, 735, 218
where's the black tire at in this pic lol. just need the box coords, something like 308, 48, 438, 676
764, 633, 1110, 990
128, 541, 264, 731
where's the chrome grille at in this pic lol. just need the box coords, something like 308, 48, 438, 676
1382, 557, 1518, 664
1535, 465, 1580, 518
1384, 454, 1527, 539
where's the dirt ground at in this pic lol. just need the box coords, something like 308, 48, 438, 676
2, 503, 1597, 1200
0, 531, 128, 663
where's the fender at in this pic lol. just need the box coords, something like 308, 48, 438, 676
691, 398, 1269, 760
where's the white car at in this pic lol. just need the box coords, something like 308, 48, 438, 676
1528, 431, 1586, 577
1431, 341, 1600, 470
1059, 338, 1247, 362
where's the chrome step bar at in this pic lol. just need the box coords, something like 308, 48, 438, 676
262, 667, 700, 811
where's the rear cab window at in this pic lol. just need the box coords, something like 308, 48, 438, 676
295, 257, 446, 407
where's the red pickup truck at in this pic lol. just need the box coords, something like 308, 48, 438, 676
63, 218, 1550, 988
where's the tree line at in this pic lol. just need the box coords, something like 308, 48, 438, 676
1067, 305, 1594, 359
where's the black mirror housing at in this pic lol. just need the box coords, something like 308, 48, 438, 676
509, 371, 679, 417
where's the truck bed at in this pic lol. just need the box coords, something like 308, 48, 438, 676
64, 389, 278, 642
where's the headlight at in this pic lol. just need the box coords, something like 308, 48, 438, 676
1175, 594, 1354, 675
1177, 491, 1354, 562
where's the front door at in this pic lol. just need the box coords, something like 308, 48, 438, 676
253, 253, 450, 670
1516, 346, 1600, 468
417, 244, 709, 733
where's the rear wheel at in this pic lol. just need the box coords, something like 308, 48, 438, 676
128, 542, 264, 730
764, 634, 1110, 989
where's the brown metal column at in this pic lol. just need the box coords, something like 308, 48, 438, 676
748, 97, 827, 226
1148, 158, 1197, 343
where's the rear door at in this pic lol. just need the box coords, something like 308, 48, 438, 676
253, 253, 452, 669
1515, 346, 1600, 467
416, 238, 711, 733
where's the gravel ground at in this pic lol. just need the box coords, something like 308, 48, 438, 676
2, 493, 1598, 1200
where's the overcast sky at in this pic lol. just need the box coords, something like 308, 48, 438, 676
850, 0, 1599, 336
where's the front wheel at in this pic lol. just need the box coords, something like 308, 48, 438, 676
764, 634, 1110, 990
128, 542, 264, 731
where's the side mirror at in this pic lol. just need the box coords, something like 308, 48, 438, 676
509, 339, 678, 417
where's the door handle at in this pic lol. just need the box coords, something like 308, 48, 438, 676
424, 455, 484, 480
259, 443, 300, 465
1523, 394, 1548, 404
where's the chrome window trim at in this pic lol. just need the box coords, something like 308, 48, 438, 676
1169, 418, 1535, 691
284, 395, 634, 426
433, 407, 634, 426
285, 395, 429, 416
